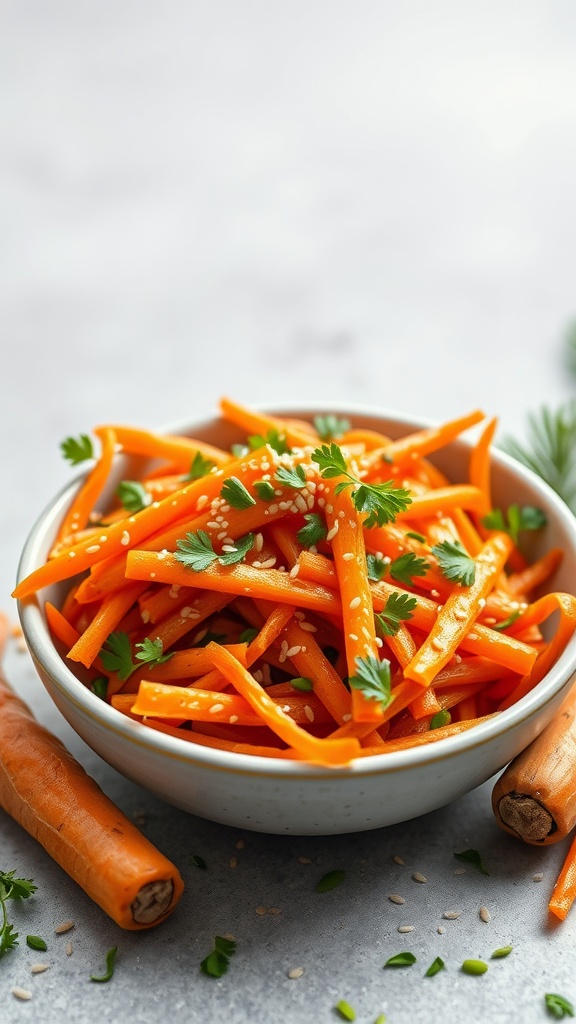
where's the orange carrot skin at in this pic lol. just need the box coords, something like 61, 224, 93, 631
550, 831, 576, 920
0, 666, 184, 929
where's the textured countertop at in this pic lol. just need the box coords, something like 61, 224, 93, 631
3, 3, 576, 1022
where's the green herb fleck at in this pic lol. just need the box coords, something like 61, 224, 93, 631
461, 959, 488, 976
432, 540, 476, 586
454, 849, 489, 875
406, 531, 426, 543
90, 946, 118, 982
238, 627, 258, 644
313, 415, 350, 441
26, 935, 47, 952
481, 504, 547, 546
297, 513, 327, 548
425, 956, 445, 977
90, 676, 108, 700
366, 554, 387, 582
116, 480, 151, 514
61, 434, 94, 465
384, 951, 417, 968
349, 656, 392, 710
254, 480, 276, 501
191, 854, 207, 870
290, 677, 313, 692
220, 476, 257, 510
334, 999, 356, 1022
175, 530, 253, 571
545, 993, 575, 1018
248, 429, 291, 455
231, 443, 249, 458
312, 443, 411, 527
375, 592, 416, 637
316, 870, 346, 893
389, 552, 429, 587
99, 632, 173, 682
491, 946, 513, 959
200, 936, 236, 978
218, 533, 255, 566
275, 463, 307, 490
493, 610, 522, 632
430, 710, 451, 729
183, 451, 216, 480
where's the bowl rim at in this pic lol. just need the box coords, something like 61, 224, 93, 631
16, 401, 576, 780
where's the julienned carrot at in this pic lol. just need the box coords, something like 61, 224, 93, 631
355, 713, 496, 755
55, 427, 117, 545
99, 424, 231, 472
0, 615, 184, 929
497, 592, 576, 710
205, 643, 360, 766
469, 416, 497, 518
507, 548, 564, 597
492, 683, 576, 846
219, 396, 317, 448
67, 581, 148, 668
363, 410, 485, 471
130, 680, 333, 726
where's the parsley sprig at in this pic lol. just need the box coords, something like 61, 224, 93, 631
0, 871, 37, 959
201, 936, 236, 978
349, 655, 392, 710
375, 592, 416, 637
183, 451, 216, 481
175, 530, 254, 571
313, 414, 350, 441
116, 480, 151, 514
248, 428, 291, 455
432, 540, 476, 586
60, 434, 94, 465
99, 633, 173, 681
297, 513, 327, 548
311, 443, 411, 527
220, 477, 256, 510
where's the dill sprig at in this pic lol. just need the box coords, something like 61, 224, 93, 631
499, 401, 576, 514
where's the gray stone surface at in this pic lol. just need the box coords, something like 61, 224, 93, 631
2, 3, 576, 1021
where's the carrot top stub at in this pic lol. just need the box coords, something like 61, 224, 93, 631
15, 398, 573, 768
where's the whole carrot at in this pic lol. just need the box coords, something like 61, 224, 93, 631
0, 615, 184, 929
492, 683, 576, 845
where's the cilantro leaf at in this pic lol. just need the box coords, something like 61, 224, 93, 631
384, 952, 417, 967
183, 451, 216, 481
134, 637, 174, 667
116, 480, 151, 514
311, 444, 411, 527
432, 540, 476, 586
254, 480, 276, 501
275, 463, 306, 489
248, 428, 291, 455
175, 530, 219, 571
349, 655, 392, 710
375, 592, 416, 637
389, 552, 429, 587
0, 922, 19, 958
297, 513, 327, 548
61, 434, 94, 465
218, 533, 255, 565
100, 632, 172, 681
220, 476, 257, 510
0, 872, 37, 960
313, 414, 350, 441
366, 554, 387, 582
454, 848, 489, 875
311, 443, 349, 478
201, 936, 236, 978
545, 994, 575, 1019
482, 504, 547, 546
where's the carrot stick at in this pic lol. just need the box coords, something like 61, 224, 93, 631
549, 833, 576, 921
497, 592, 576, 710
0, 614, 184, 929
55, 427, 117, 545
469, 416, 497, 519
205, 643, 360, 766
67, 581, 148, 668
245, 604, 296, 665
99, 424, 231, 471
145, 719, 298, 758
130, 680, 333, 726
507, 548, 564, 597
362, 410, 486, 471
355, 713, 496, 755
219, 397, 317, 448
395, 485, 488, 521
492, 683, 576, 846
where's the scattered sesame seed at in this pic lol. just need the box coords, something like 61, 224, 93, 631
437, 926, 445, 935
533, 873, 544, 882
298, 856, 312, 864
375, 637, 383, 648
479, 906, 491, 923
398, 925, 414, 933
432, 638, 444, 651
467, 633, 479, 641
230, 856, 238, 869
430, 589, 440, 599
349, 596, 361, 610
453, 867, 466, 875
342, 552, 355, 561
255, 906, 267, 916
348, 633, 359, 642
388, 894, 405, 905
443, 911, 460, 920
12, 988, 33, 1001
55, 920, 75, 934
299, 621, 317, 633
209, 703, 225, 714
326, 522, 339, 541
290, 564, 300, 578
120, 531, 130, 546
141, 609, 151, 624
86, 544, 101, 554
342, 713, 352, 722
68, 550, 76, 558
288, 967, 304, 979
412, 872, 427, 883
229, 715, 239, 724
30, 964, 49, 974
149, 572, 156, 579
268, 907, 282, 915
259, 557, 277, 569
304, 705, 315, 722
254, 533, 264, 552
286, 645, 302, 658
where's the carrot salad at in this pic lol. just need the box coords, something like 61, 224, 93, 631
13, 399, 576, 768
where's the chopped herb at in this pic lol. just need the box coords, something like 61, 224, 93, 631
313, 414, 350, 441
254, 480, 276, 501
389, 552, 429, 587
499, 401, 576, 513
231, 443, 249, 458
373, 1016, 386, 1024
219, 533, 255, 566
248, 428, 291, 455
454, 849, 489, 876
493, 610, 522, 632
425, 956, 445, 977
349, 656, 392, 710
297, 513, 327, 548
491, 946, 513, 959
334, 999, 356, 1022
200, 936, 236, 978
432, 540, 476, 586
194, 631, 226, 648
116, 480, 151, 514
481, 504, 547, 546
99, 632, 173, 682
26, 935, 47, 952
545, 993, 575, 1018
366, 554, 387, 582
316, 870, 346, 893
90, 676, 108, 700
175, 530, 254, 571
406, 531, 426, 543
275, 463, 307, 490
238, 627, 259, 644
430, 710, 451, 729
220, 476, 257, 510
312, 443, 411, 527
61, 434, 94, 465
90, 946, 118, 982
290, 677, 313, 692
384, 952, 417, 968
461, 959, 488, 976
375, 592, 417, 637
191, 854, 207, 870
183, 451, 216, 480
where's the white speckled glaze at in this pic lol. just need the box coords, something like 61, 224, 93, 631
17, 407, 576, 835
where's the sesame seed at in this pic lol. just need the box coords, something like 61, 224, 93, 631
432, 638, 444, 651
268, 504, 279, 515
412, 872, 427, 883
268, 907, 282, 915
349, 633, 359, 642
229, 715, 239, 724
349, 596, 361, 609
342, 713, 352, 722
286, 645, 302, 658
150, 572, 156, 578
288, 967, 304, 979
209, 703, 225, 714
259, 557, 277, 569
66, 941, 73, 956
86, 544, 101, 554
255, 533, 264, 552
55, 920, 75, 934
299, 621, 317, 632
375, 637, 383, 648
388, 894, 405, 905
12, 988, 33, 1001
437, 926, 445, 934
196, 495, 209, 510
533, 873, 544, 882
68, 551, 76, 557
453, 867, 466, 875
255, 906, 267, 916
479, 906, 491, 923
230, 856, 238, 869
121, 531, 130, 546
304, 705, 315, 722
290, 564, 300, 578
326, 522, 339, 541
30, 964, 49, 974
343, 552, 355, 561
467, 633, 479, 641
398, 925, 414, 933
443, 911, 460, 920
298, 856, 312, 864
141, 609, 151, 624
430, 589, 440, 599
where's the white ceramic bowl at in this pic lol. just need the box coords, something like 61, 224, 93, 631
17, 406, 576, 835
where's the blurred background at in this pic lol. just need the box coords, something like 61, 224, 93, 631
3, 0, 576, 588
